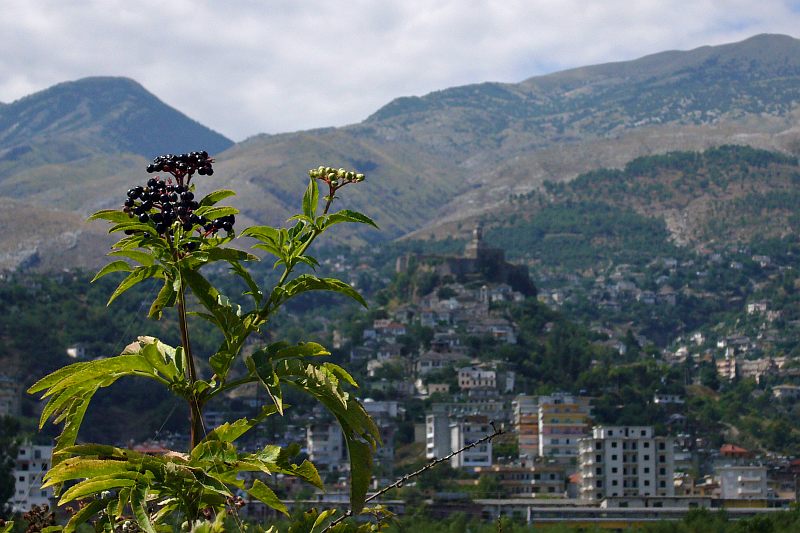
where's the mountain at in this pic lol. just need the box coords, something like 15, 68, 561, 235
1, 34, 800, 271
0, 77, 232, 161
483, 145, 800, 271
224, 34, 800, 241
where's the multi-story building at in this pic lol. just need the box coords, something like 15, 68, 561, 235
513, 395, 539, 460
12, 442, 54, 512
578, 426, 675, 500
717, 465, 769, 500
538, 394, 592, 462
474, 462, 567, 497
425, 401, 509, 462
307, 419, 346, 472
450, 415, 493, 469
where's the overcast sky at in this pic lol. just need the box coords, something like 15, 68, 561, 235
2, 1, 799, 141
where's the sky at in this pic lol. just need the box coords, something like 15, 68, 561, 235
2, 1, 800, 141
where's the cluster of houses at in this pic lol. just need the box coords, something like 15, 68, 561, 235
301, 390, 799, 509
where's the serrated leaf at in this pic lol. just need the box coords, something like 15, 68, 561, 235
247, 479, 288, 516
302, 179, 319, 219
88, 209, 135, 223
149, 280, 177, 319
322, 209, 378, 229
198, 189, 236, 207
64, 499, 106, 533
346, 439, 372, 514
241, 225, 280, 242
195, 206, 239, 220
107, 265, 164, 306
43, 458, 136, 488
91, 260, 132, 282
276, 274, 367, 308
131, 484, 156, 533
59, 475, 138, 505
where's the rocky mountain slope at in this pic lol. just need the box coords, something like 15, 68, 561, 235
1, 34, 800, 271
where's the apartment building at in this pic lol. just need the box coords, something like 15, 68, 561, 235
513, 395, 539, 459
717, 465, 769, 500
12, 442, 54, 512
307, 419, 346, 472
450, 415, 493, 469
538, 394, 593, 462
578, 426, 675, 500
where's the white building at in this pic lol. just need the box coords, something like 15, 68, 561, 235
717, 465, 768, 500
307, 420, 346, 472
578, 426, 675, 500
12, 442, 54, 512
538, 393, 593, 462
449, 415, 493, 470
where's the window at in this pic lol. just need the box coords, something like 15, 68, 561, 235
612, 454, 618, 461
611, 467, 618, 474
659, 468, 666, 475
660, 481, 666, 488
644, 442, 650, 448
596, 454, 602, 462
644, 455, 650, 461
641, 430, 647, 436
612, 442, 618, 448
612, 480, 618, 486
659, 442, 666, 450
644, 480, 650, 486
644, 467, 650, 474
659, 455, 666, 463
596, 467, 602, 475
595, 442, 602, 450
596, 480, 603, 488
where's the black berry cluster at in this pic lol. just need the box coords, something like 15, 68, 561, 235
121, 151, 234, 239
146, 151, 213, 182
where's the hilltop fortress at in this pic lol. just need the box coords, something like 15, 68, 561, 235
396, 224, 536, 296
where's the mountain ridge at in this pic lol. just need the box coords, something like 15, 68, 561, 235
1, 34, 800, 270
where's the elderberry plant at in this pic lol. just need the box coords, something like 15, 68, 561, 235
29, 155, 381, 532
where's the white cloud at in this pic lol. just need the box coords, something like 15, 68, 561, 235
1, 0, 799, 140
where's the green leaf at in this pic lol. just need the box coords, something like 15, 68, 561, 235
204, 247, 258, 264
201, 406, 279, 443
276, 274, 367, 308
149, 280, 177, 319
241, 225, 280, 243
107, 265, 164, 306
247, 479, 288, 516
322, 209, 378, 229
199, 189, 236, 207
131, 484, 157, 533
108, 249, 155, 266
346, 439, 373, 514
64, 499, 106, 533
88, 209, 135, 223
44, 458, 137, 488
91, 260, 132, 282
302, 179, 319, 219
195, 206, 239, 220
230, 261, 262, 306
59, 475, 138, 504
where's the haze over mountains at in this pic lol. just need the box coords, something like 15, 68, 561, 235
1, 33, 800, 271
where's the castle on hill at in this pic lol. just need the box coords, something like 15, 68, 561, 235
396, 224, 536, 296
